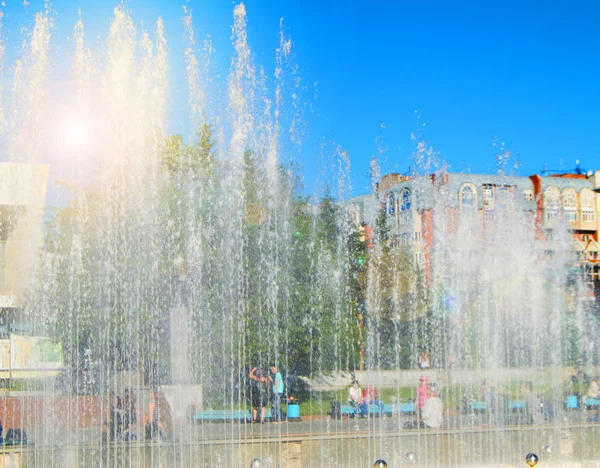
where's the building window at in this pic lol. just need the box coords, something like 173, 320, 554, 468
562, 189, 578, 222
400, 189, 412, 211
584, 264, 599, 286
544, 187, 560, 221
398, 189, 412, 225
386, 192, 395, 216
415, 231, 422, 245
482, 184, 495, 209
459, 183, 477, 214
581, 189, 596, 223
523, 189, 534, 202
497, 185, 515, 211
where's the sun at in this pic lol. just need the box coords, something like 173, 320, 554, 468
58, 113, 92, 152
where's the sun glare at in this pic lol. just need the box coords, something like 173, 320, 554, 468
59, 114, 92, 152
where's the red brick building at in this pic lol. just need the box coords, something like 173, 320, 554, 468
347, 169, 600, 304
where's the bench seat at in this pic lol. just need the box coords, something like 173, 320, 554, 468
584, 398, 600, 408
193, 409, 273, 421
338, 402, 415, 417
472, 401, 487, 411
508, 400, 526, 410
339, 405, 360, 415
470, 400, 526, 411
383, 402, 415, 414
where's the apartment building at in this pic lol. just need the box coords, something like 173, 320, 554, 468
346, 169, 600, 303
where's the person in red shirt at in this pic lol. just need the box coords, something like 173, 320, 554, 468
362, 385, 379, 403
362, 385, 383, 414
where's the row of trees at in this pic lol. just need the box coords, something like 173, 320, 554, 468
36, 121, 590, 398
37, 124, 423, 396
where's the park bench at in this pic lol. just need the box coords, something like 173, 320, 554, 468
471, 401, 487, 412
584, 398, 600, 410
563, 396, 600, 410
565, 395, 579, 410
383, 402, 416, 415
337, 404, 362, 417
2, 429, 28, 446
468, 400, 526, 412
508, 400, 526, 410
333, 402, 415, 418
193, 409, 272, 422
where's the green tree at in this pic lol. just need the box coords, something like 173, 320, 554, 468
161, 123, 216, 178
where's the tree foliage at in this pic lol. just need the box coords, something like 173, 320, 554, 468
39, 123, 367, 398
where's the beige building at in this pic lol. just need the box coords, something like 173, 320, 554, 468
0, 163, 48, 313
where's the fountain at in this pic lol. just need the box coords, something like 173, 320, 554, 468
0, 2, 598, 467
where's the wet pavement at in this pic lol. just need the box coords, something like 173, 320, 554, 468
183, 407, 600, 442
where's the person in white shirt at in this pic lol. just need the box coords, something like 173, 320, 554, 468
348, 380, 366, 416
421, 383, 443, 428
588, 377, 600, 399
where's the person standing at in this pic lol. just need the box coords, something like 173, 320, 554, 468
145, 390, 165, 440
520, 381, 543, 425
270, 366, 286, 422
249, 367, 269, 423
123, 389, 137, 441
421, 383, 443, 428
418, 351, 431, 369
587, 376, 600, 399
417, 375, 429, 414
481, 378, 507, 425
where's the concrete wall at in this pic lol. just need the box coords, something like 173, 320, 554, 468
299, 424, 600, 467
2, 424, 598, 467
0, 396, 106, 429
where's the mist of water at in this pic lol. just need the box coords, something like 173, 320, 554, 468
0, 2, 597, 467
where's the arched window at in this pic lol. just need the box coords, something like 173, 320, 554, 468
400, 189, 412, 211
459, 183, 477, 215
544, 187, 560, 221
398, 189, 412, 225
386, 192, 395, 216
562, 189, 578, 222
581, 188, 596, 223
401, 233, 411, 247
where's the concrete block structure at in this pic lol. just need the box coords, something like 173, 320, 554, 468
0, 163, 48, 313
0, 163, 60, 379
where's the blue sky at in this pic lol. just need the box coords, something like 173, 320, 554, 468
1, 0, 599, 198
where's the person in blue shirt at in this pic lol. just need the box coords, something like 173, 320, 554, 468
270, 366, 286, 423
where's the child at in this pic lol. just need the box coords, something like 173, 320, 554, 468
417, 375, 429, 413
